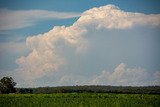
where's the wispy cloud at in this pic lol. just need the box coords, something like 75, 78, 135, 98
0, 9, 81, 30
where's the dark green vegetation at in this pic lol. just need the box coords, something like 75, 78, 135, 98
0, 77, 16, 94
1, 77, 160, 107
17, 85, 160, 94
0, 93, 160, 107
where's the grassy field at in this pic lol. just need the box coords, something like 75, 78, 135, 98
0, 93, 160, 107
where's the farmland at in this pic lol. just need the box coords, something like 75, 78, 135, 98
0, 93, 160, 107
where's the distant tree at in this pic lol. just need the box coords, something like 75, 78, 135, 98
0, 77, 16, 94
18, 88, 33, 94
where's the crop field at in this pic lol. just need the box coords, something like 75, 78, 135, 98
0, 93, 160, 107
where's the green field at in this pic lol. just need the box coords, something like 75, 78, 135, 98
0, 93, 160, 107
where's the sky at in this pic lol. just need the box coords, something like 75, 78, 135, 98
0, 0, 160, 87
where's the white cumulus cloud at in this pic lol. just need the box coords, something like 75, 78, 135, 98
90, 63, 152, 86
75, 5, 160, 29
15, 25, 87, 80
15, 5, 160, 85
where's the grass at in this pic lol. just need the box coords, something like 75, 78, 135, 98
0, 93, 160, 107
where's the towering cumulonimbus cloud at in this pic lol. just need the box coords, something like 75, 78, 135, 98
16, 25, 87, 80
75, 5, 160, 29
16, 5, 160, 82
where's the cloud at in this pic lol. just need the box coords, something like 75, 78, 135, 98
153, 71, 160, 85
75, 5, 160, 29
90, 63, 154, 86
15, 25, 87, 80
14, 5, 160, 86
0, 9, 81, 30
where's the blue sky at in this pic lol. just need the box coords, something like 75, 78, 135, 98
0, 0, 160, 87
1, 0, 160, 13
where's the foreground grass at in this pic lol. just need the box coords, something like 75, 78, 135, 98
0, 93, 160, 107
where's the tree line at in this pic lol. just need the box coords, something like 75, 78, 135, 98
16, 85, 160, 94
1, 77, 160, 94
